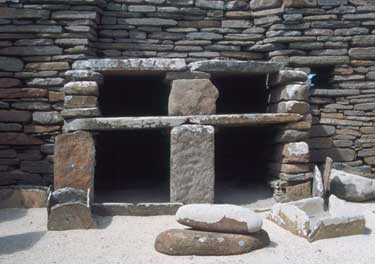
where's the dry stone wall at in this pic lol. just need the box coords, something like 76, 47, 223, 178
1, 0, 375, 188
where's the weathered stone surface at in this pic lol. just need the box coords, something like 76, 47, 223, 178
50, 187, 87, 206
250, 0, 282, 10
289, 56, 349, 66
0, 133, 43, 145
310, 125, 336, 137
0, 78, 22, 88
285, 181, 312, 201
274, 130, 309, 143
310, 148, 355, 162
312, 165, 324, 198
64, 116, 188, 131
0, 46, 62, 56
196, 0, 224, 9
51, 11, 97, 20
0, 88, 47, 99
274, 142, 310, 163
270, 101, 310, 114
33, 111, 63, 125
54, 131, 95, 190
0, 185, 48, 208
190, 113, 303, 126
61, 108, 101, 118
155, 228, 270, 256
330, 169, 375, 202
283, 0, 317, 7
63, 82, 99, 96
124, 18, 177, 26
176, 204, 262, 234
270, 83, 309, 102
0, 7, 50, 19
169, 79, 218, 115
0, 56, 23, 72
48, 203, 96, 231
65, 70, 104, 84
25, 62, 69, 71
170, 125, 214, 203
349, 48, 375, 60
269, 196, 365, 242
269, 70, 307, 86
189, 60, 282, 74
64, 95, 97, 109
73, 58, 186, 72
0, 110, 31, 122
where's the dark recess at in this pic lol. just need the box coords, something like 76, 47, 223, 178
99, 74, 169, 117
94, 129, 170, 203
212, 75, 269, 114
215, 126, 277, 204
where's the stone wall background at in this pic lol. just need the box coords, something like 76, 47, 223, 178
1, 0, 375, 187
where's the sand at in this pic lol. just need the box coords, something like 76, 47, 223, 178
0, 201, 375, 264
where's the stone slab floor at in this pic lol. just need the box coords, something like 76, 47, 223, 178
1, 202, 375, 264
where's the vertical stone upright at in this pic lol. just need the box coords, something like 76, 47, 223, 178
170, 125, 215, 204
54, 131, 95, 191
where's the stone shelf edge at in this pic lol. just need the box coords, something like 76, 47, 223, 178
64, 113, 303, 131
71, 58, 283, 75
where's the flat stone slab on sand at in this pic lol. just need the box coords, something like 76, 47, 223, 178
155, 228, 270, 256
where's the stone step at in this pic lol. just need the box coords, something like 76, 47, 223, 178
64, 114, 303, 131
92, 202, 182, 216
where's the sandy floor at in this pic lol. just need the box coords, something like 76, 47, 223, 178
1, 202, 375, 264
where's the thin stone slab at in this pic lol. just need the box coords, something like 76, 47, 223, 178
92, 202, 183, 216
188, 60, 283, 75
189, 113, 303, 126
170, 125, 215, 204
155, 228, 270, 256
64, 116, 188, 131
72, 58, 187, 72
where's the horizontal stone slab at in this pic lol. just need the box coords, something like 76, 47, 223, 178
64, 116, 189, 131
92, 202, 182, 216
188, 60, 282, 75
72, 58, 187, 72
64, 114, 303, 131
189, 113, 303, 126
289, 56, 350, 66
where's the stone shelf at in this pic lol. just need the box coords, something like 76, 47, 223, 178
64, 113, 303, 131
188, 60, 283, 75
189, 113, 303, 126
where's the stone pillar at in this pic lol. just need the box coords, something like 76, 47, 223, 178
54, 131, 95, 191
170, 125, 215, 204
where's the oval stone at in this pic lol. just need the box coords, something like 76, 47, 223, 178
176, 204, 263, 234
155, 228, 270, 256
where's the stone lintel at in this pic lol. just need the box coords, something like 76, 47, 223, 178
188, 60, 283, 75
64, 116, 189, 131
189, 113, 303, 126
72, 58, 187, 72
64, 114, 303, 131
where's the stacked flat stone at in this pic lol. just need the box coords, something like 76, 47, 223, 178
155, 204, 270, 256
267, 69, 314, 202
0, 0, 100, 186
